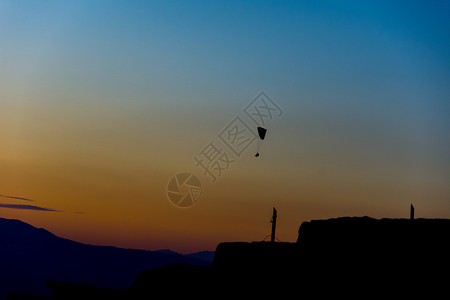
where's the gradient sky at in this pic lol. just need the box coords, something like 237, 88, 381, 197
1, 0, 449, 253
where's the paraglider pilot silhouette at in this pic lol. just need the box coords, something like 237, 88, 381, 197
255, 127, 267, 157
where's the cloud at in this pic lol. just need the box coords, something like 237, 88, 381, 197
0, 203, 60, 212
0, 194, 35, 202
74, 211, 87, 214
0, 193, 64, 213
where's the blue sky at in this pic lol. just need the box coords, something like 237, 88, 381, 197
1, 0, 449, 252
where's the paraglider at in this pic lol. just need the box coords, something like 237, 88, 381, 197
255, 126, 267, 157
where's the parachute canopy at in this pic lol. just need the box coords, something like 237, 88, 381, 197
257, 127, 267, 140
255, 127, 267, 157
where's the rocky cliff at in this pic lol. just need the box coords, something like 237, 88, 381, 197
9, 217, 450, 299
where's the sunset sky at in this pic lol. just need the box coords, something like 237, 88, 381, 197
1, 1, 449, 253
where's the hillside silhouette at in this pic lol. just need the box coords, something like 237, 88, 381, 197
0, 218, 211, 299
4, 216, 450, 299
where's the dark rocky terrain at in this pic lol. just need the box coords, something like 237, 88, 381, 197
0, 218, 210, 299
6, 217, 450, 299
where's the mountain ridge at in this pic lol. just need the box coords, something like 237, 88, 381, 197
0, 217, 212, 299
4, 216, 450, 299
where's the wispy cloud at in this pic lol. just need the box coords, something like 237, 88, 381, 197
0, 203, 60, 212
0, 194, 35, 202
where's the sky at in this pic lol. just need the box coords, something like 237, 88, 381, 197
0, 0, 449, 253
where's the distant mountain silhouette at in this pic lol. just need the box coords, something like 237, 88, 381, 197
0, 218, 211, 300
5, 216, 450, 299
155, 249, 215, 264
